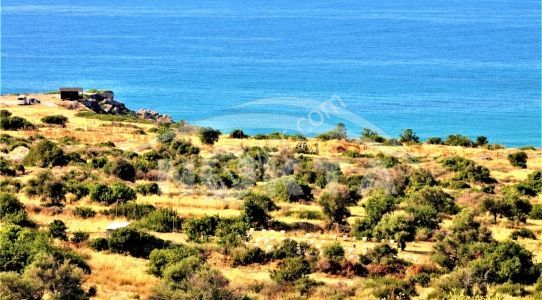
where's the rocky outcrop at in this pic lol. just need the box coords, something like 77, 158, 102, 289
76, 90, 173, 124
83, 98, 132, 115
136, 109, 173, 124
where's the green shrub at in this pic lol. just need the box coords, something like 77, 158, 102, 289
0, 112, 34, 130
135, 182, 160, 195
23, 140, 67, 167
318, 185, 351, 226
470, 240, 539, 284
72, 207, 96, 219
476, 136, 489, 147
360, 128, 385, 143
0, 158, 16, 176
90, 182, 136, 205
270, 257, 311, 283
232, 247, 268, 266
265, 176, 313, 203
148, 245, 201, 277
377, 153, 399, 168
157, 128, 176, 144
363, 189, 397, 224
406, 168, 437, 193
441, 156, 495, 184
0, 193, 24, 220
426, 137, 443, 145
107, 227, 169, 258
41, 115, 68, 126
399, 129, 420, 144
88, 156, 108, 168
0, 193, 32, 227
271, 239, 310, 259
25, 171, 66, 206
215, 217, 249, 252
0, 178, 23, 194
316, 123, 347, 141
444, 134, 475, 147
170, 139, 200, 155
241, 193, 277, 229
183, 215, 220, 242
530, 204, 542, 220
230, 129, 248, 139
105, 159, 136, 182
508, 151, 528, 168
0, 110, 12, 118
162, 256, 203, 289
321, 242, 346, 274
90, 238, 109, 251
510, 228, 536, 240
296, 210, 322, 220
367, 277, 417, 300
70, 231, 90, 244
494, 283, 528, 297
372, 212, 414, 242
406, 187, 458, 214
16, 253, 88, 299
48, 220, 68, 241
65, 182, 91, 200
0, 271, 41, 299
137, 208, 182, 232
199, 127, 221, 145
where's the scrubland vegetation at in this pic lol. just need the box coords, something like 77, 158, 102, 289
0, 93, 541, 299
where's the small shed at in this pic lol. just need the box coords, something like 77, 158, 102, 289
105, 221, 130, 236
59, 87, 83, 100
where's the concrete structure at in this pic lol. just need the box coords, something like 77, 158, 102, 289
60, 87, 83, 100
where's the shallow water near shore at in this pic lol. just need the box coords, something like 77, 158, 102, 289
1, 0, 540, 146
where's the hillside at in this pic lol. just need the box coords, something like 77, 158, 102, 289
0, 93, 541, 300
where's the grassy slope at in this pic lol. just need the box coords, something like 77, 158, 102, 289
1, 93, 541, 299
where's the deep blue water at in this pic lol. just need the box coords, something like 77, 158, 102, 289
1, 0, 540, 147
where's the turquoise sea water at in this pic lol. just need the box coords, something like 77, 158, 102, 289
1, 0, 540, 146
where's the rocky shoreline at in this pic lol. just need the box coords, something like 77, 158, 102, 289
77, 90, 173, 124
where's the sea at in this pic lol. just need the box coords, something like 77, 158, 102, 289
1, 0, 540, 147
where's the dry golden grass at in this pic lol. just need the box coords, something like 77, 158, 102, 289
77, 248, 159, 300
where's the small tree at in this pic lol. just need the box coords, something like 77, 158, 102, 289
318, 184, 351, 228
508, 151, 528, 168
199, 127, 221, 145
108, 227, 169, 258
70, 231, 90, 244
363, 189, 397, 224
480, 197, 509, 224
184, 216, 220, 242
399, 129, 420, 144
48, 220, 68, 241
241, 193, 276, 229
426, 137, 443, 145
23, 253, 88, 299
360, 128, 385, 143
476, 136, 488, 147
316, 123, 347, 141
230, 129, 248, 139
23, 140, 67, 167
106, 159, 136, 182
270, 257, 311, 283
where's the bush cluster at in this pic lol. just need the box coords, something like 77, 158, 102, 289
23, 140, 67, 168
107, 227, 170, 258
41, 115, 68, 126
0, 110, 34, 130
